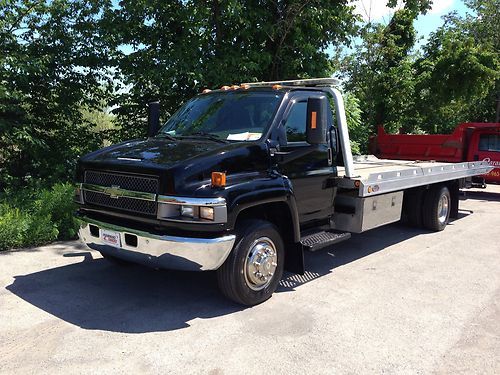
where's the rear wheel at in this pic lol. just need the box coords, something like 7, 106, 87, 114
217, 220, 284, 306
422, 185, 451, 231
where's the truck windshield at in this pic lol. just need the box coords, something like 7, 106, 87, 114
158, 91, 283, 141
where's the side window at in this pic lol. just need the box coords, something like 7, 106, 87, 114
284, 101, 307, 142
479, 134, 500, 152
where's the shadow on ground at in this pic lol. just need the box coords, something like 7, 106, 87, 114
6, 213, 470, 334
460, 189, 500, 202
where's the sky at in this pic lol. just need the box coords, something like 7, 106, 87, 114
352, 0, 470, 43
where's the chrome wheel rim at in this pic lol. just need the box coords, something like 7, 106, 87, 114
244, 237, 278, 291
437, 194, 449, 224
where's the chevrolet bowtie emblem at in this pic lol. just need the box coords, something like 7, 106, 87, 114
106, 185, 123, 199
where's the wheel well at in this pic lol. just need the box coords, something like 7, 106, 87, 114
402, 180, 460, 221
236, 202, 296, 243
235, 202, 304, 275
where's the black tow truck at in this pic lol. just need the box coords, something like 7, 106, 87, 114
75, 78, 492, 305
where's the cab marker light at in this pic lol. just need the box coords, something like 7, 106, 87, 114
221, 85, 230, 90
240, 84, 250, 89
202, 89, 211, 93
231, 85, 240, 90
211, 172, 227, 187
272, 84, 282, 90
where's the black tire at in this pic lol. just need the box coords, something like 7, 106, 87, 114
99, 252, 131, 266
422, 185, 451, 231
402, 188, 425, 228
217, 220, 284, 306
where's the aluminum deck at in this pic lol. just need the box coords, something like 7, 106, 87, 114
336, 155, 492, 197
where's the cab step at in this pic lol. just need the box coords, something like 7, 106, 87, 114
300, 230, 351, 252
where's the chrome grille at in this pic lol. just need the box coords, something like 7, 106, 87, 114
83, 171, 159, 216
83, 190, 157, 215
85, 170, 158, 194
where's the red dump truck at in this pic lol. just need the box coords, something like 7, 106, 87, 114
369, 123, 500, 185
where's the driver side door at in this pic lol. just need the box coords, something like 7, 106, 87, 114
277, 94, 336, 225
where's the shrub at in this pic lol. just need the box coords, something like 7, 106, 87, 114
0, 183, 78, 251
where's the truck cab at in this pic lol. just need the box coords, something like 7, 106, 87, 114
75, 78, 492, 305
467, 127, 500, 183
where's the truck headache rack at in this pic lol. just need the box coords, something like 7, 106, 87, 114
241, 77, 340, 87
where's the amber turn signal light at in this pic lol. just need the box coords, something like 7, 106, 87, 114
211, 172, 227, 187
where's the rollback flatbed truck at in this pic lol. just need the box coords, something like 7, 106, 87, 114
75, 78, 493, 305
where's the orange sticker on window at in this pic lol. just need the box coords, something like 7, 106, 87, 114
311, 112, 317, 129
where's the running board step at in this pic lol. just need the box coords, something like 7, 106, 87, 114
300, 230, 351, 252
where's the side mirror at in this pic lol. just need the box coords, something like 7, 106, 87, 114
147, 101, 160, 137
306, 97, 328, 145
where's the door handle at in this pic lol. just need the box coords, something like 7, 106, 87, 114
328, 148, 333, 166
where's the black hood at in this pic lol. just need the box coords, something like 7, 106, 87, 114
80, 138, 223, 169
78, 137, 270, 195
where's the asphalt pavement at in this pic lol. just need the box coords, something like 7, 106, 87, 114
1, 185, 499, 374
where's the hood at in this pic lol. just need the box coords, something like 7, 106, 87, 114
78, 137, 270, 195
80, 138, 223, 169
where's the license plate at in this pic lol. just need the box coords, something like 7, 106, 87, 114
101, 229, 121, 248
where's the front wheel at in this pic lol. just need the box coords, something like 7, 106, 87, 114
217, 220, 284, 306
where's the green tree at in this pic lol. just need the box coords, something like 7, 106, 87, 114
343, 7, 424, 134
414, 0, 499, 132
0, 0, 114, 187
105, 0, 359, 139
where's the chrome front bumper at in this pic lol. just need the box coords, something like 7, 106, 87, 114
77, 216, 236, 271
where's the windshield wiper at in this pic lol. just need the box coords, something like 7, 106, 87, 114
179, 132, 229, 143
156, 133, 178, 141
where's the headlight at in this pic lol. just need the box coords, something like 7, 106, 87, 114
199, 206, 214, 221
181, 205, 196, 218
157, 196, 227, 223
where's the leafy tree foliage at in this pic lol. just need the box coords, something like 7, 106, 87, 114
342, 0, 499, 139
0, 0, 114, 187
414, 0, 499, 132
106, 0, 358, 139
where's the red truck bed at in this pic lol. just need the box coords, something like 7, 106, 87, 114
369, 123, 500, 184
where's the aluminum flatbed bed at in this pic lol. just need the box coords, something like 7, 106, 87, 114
336, 155, 492, 197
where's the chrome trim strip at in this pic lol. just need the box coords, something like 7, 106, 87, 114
77, 216, 235, 271
157, 195, 226, 207
81, 183, 157, 202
